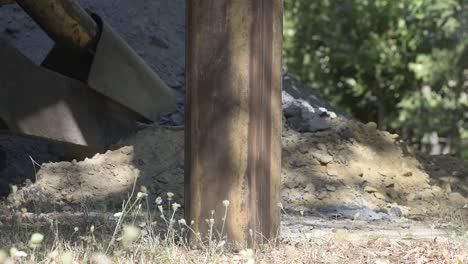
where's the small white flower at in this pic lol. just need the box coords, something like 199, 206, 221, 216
90, 225, 95, 233
167, 192, 174, 200
172, 202, 181, 211
463, 204, 467, 209
155, 196, 163, 205
300, 210, 304, 216
14, 251, 28, 258
277, 202, 283, 209
122, 225, 141, 247
91, 253, 112, 264
29, 233, 44, 248
222, 200, 230, 207
178, 219, 186, 225
113, 212, 123, 218
158, 205, 163, 213
216, 240, 226, 248
136, 192, 147, 199
209, 218, 215, 225
74, 227, 79, 232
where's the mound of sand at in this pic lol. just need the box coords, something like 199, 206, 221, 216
12, 116, 467, 221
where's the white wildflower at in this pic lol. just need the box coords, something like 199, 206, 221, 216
136, 192, 147, 199
155, 196, 163, 205
172, 202, 181, 211
113, 212, 123, 218
167, 192, 174, 200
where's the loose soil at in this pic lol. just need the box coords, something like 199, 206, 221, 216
6, 118, 467, 224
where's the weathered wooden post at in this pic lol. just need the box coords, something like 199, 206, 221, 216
185, 0, 283, 247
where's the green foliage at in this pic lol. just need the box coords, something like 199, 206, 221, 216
284, 0, 468, 158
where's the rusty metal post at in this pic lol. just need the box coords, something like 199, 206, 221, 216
185, 0, 283, 247
15, 0, 98, 51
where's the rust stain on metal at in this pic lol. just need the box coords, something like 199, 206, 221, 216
186, 0, 282, 247
15, 0, 98, 50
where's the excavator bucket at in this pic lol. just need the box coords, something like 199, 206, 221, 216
14, 0, 176, 121
0, 0, 176, 154
0, 40, 138, 152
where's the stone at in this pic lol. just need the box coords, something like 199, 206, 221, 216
448, 192, 468, 206
327, 166, 339, 177
325, 185, 337, 192
316, 143, 327, 151
365, 122, 378, 131
304, 183, 315, 193
378, 171, 397, 178
407, 192, 423, 201
312, 151, 333, 164
316, 190, 328, 200
402, 171, 413, 177
283, 104, 301, 118
390, 207, 402, 217
285, 180, 300, 189
364, 186, 378, 193
304, 117, 332, 132
373, 192, 386, 200
407, 208, 427, 220
304, 192, 315, 203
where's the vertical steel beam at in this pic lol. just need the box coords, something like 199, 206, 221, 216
15, 0, 98, 51
185, 0, 283, 247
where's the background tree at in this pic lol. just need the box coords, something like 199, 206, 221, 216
284, 0, 468, 158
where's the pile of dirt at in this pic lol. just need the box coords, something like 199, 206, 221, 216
10, 107, 467, 221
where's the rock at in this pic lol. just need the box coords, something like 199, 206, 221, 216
283, 103, 301, 118
407, 192, 423, 201
378, 171, 397, 178
407, 208, 427, 220
325, 185, 337, 192
365, 122, 378, 131
304, 192, 315, 203
283, 93, 334, 132
285, 179, 300, 189
316, 143, 327, 151
62, 205, 73, 212
304, 183, 315, 193
373, 192, 386, 200
312, 152, 333, 164
430, 185, 444, 197
316, 190, 328, 200
338, 127, 353, 139
383, 177, 395, 188
364, 186, 378, 193
303, 117, 332, 132
402, 171, 413, 177
448, 192, 468, 206
390, 207, 402, 217
326, 167, 339, 177
298, 145, 309, 154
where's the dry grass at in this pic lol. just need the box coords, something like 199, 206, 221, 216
0, 184, 467, 264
